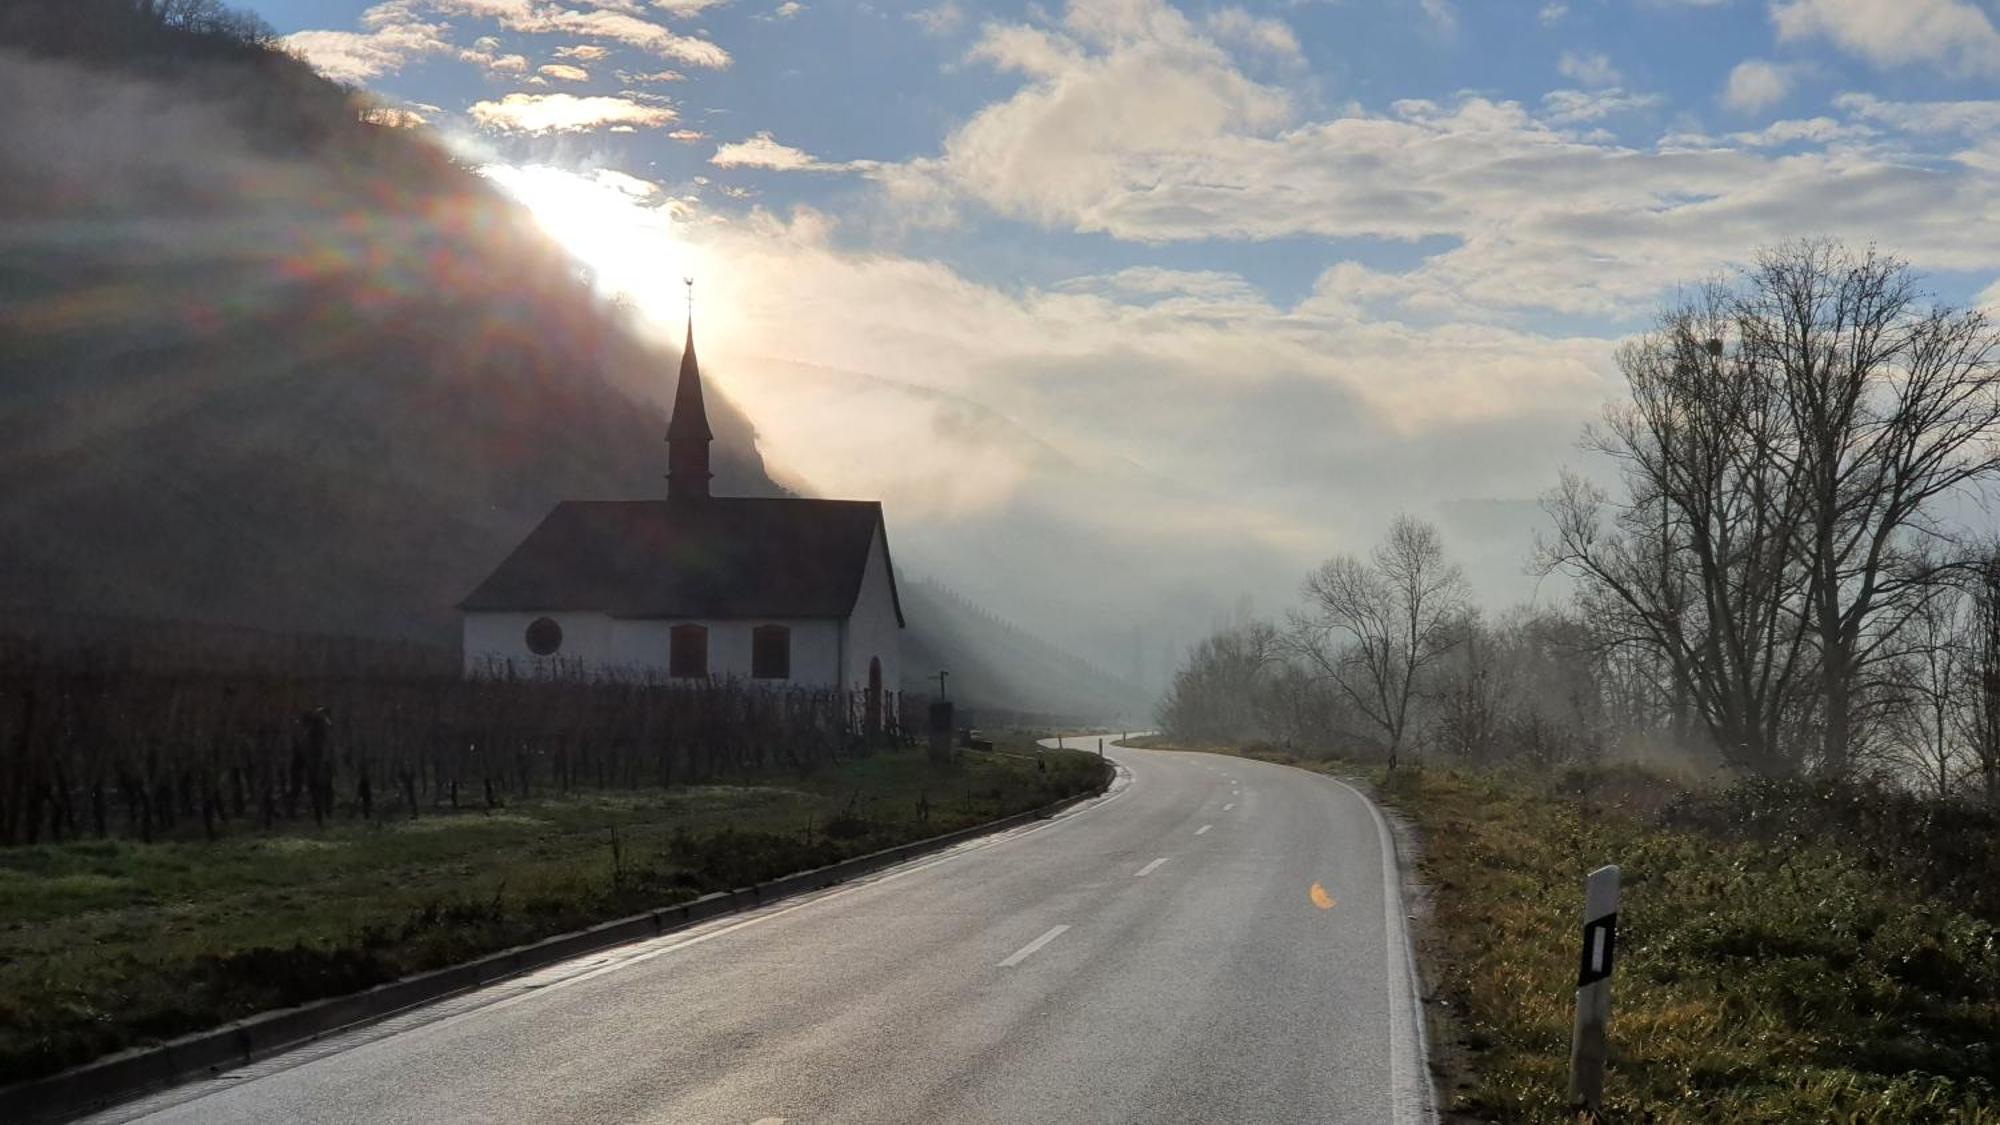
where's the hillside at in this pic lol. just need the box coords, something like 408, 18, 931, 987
0, 2, 1136, 718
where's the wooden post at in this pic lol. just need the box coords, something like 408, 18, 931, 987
927, 700, 955, 765
1569, 864, 1620, 1113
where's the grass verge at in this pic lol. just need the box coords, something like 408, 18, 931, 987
0, 737, 1105, 1086
1134, 739, 1999, 1123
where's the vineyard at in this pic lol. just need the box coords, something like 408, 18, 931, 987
0, 651, 911, 847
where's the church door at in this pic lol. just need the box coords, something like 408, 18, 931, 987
865, 657, 883, 736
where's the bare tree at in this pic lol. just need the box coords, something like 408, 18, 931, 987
1542, 241, 2000, 776
1158, 622, 1280, 744
1743, 241, 2000, 774
1540, 285, 1816, 774
1885, 580, 1972, 798
1962, 550, 2000, 806
1288, 515, 1469, 771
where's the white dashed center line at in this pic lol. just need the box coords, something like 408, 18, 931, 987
1195, 824, 1212, 836
1134, 857, 1169, 877
998, 924, 1070, 968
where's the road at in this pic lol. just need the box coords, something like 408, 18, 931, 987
90, 740, 1434, 1125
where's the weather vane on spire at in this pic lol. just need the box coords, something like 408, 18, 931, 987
683, 276, 694, 324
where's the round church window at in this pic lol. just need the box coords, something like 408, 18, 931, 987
525, 617, 563, 656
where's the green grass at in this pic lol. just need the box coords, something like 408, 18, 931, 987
1137, 739, 1999, 1123
0, 738, 1106, 1086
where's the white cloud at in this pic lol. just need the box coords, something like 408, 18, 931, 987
281, 3, 451, 82
1773, 0, 2000, 77
469, 92, 677, 132
1726, 115, 1876, 146
1557, 50, 1620, 88
1834, 92, 2000, 135
1206, 9, 1304, 64
910, 2, 965, 36
711, 131, 874, 171
1419, 0, 1458, 34
1724, 58, 1792, 112
871, 0, 2000, 317
770, 2, 805, 19
1538, 2, 1568, 25
503, 7, 730, 67
554, 43, 611, 60
617, 68, 686, 83
538, 62, 590, 80
1540, 87, 1663, 123
284, 0, 731, 84
360, 104, 431, 127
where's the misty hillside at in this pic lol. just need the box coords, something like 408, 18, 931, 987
0, 3, 1125, 717
901, 578, 1151, 723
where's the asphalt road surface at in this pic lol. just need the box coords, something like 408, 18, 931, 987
92, 740, 1434, 1125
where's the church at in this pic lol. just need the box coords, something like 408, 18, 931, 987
459, 316, 903, 704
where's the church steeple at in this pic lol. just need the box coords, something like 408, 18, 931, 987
667, 281, 712, 500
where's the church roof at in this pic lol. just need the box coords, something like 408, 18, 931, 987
666, 322, 712, 442
459, 498, 903, 624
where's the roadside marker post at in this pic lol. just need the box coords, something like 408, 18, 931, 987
1568, 864, 1620, 1113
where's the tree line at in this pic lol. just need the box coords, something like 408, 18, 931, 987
1164, 240, 2000, 802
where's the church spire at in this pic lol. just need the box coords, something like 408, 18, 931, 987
667, 278, 712, 499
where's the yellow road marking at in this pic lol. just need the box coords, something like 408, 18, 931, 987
1309, 882, 1335, 910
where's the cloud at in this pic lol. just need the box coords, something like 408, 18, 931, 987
769, 2, 805, 19
469, 92, 677, 132
1205, 9, 1304, 64
710, 131, 874, 171
554, 43, 611, 60
284, 0, 731, 84
910, 2, 965, 36
1538, 2, 1568, 25
1724, 58, 1793, 112
360, 104, 431, 127
1834, 92, 2000, 135
281, 3, 451, 82
1418, 0, 1457, 35
496, 7, 730, 67
870, 0, 2000, 316
1540, 87, 1663, 123
538, 62, 590, 80
617, 68, 686, 83
1557, 50, 1620, 88
1725, 115, 1876, 146
1772, 0, 2000, 77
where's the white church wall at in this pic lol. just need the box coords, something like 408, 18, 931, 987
463, 610, 615, 676
462, 611, 843, 686
606, 618, 842, 685
843, 524, 903, 696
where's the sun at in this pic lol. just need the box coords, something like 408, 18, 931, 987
481, 162, 707, 330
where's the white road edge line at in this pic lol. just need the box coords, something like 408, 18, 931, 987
1195, 824, 1212, 835
1322, 773, 1438, 1125
1223, 803, 1235, 811
287, 762, 1139, 1047
998, 924, 1070, 968
1134, 857, 1169, 877
89, 756, 1143, 1123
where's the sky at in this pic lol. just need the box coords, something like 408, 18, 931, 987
259, 0, 2000, 689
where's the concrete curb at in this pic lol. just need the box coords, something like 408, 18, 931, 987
1, 765, 1114, 1125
